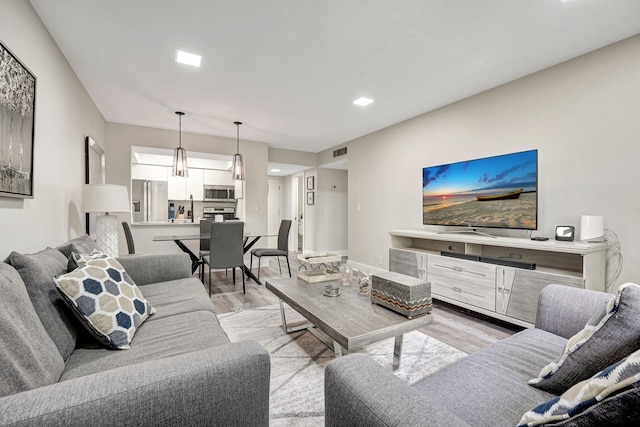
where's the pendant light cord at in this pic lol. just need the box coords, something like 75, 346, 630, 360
235, 121, 242, 151
179, 114, 182, 148
176, 111, 185, 148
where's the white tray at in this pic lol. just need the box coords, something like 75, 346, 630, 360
297, 269, 340, 283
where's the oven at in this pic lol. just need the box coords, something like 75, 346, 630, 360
203, 206, 236, 221
203, 185, 234, 202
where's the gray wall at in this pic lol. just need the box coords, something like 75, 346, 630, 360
316, 168, 348, 254
343, 34, 640, 286
0, 0, 105, 257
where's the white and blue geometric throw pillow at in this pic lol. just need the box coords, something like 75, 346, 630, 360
55, 251, 155, 350
518, 348, 640, 426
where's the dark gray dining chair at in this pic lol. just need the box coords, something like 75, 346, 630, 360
197, 219, 211, 282
203, 221, 245, 295
250, 219, 292, 280
121, 222, 135, 254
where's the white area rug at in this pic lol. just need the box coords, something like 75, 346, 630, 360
218, 304, 467, 426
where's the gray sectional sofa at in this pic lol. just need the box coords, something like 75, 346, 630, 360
0, 236, 270, 426
325, 284, 640, 426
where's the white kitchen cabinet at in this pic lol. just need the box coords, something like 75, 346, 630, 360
168, 168, 204, 200
203, 169, 234, 186
186, 168, 203, 200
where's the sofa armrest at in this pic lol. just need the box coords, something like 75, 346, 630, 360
116, 253, 192, 286
0, 341, 270, 427
325, 354, 468, 427
535, 284, 613, 339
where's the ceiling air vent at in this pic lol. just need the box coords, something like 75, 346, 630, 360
333, 147, 347, 158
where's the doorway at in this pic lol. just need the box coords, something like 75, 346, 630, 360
267, 178, 282, 253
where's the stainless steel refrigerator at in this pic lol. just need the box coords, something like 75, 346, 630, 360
131, 179, 168, 222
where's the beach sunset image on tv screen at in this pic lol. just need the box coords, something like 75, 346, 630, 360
422, 149, 538, 230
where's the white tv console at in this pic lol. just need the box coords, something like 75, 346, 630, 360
388, 229, 608, 328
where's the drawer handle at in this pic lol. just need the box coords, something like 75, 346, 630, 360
453, 287, 463, 293
453, 267, 463, 272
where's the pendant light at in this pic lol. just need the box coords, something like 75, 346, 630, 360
172, 111, 189, 177
232, 121, 245, 180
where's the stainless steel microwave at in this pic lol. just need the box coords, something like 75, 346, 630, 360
203, 185, 235, 201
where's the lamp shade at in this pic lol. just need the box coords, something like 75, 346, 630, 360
82, 184, 130, 213
172, 146, 189, 177
232, 153, 245, 180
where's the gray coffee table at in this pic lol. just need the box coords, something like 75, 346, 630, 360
265, 277, 433, 370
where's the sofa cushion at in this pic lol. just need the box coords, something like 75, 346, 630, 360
0, 263, 65, 397
5, 248, 82, 360
529, 282, 640, 394
411, 328, 563, 426
55, 252, 155, 350
517, 348, 640, 426
60, 310, 230, 380
140, 277, 215, 320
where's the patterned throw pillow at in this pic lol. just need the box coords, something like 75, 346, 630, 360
54, 251, 155, 350
529, 282, 640, 394
517, 349, 640, 426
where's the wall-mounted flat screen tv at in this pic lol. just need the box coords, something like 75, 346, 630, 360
422, 149, 538, 230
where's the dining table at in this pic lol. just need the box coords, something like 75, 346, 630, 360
152, 232, 276, 285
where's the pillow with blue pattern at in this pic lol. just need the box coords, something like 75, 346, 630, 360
518, 348, 640, 426
529, 282, 640, 394
54, 251, 155, 350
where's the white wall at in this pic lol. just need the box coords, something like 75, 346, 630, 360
0, 0, 105, 257
316, 168, 348, 255
345, 34, 640, 286
104, 122, 269, 255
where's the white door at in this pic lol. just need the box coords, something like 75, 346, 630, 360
266, 179, 282, 265
297, 175, 304, 252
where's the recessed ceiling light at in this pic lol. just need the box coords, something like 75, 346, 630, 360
175, 50, 201, 67
353, 97, 374, 107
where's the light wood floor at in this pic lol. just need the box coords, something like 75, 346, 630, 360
202, 252, 523, 354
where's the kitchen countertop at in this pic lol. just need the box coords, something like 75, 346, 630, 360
132, 220, 200, 226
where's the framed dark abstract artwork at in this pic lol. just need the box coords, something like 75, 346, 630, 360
0, 39, 36, 198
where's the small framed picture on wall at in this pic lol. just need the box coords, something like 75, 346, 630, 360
307, 176, 315, 190
307, 191, 314, 205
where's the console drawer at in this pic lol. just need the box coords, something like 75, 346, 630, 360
430, 275, 496, 311
428, 255, 496, 288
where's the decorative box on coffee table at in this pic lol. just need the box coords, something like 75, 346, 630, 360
371, 271, 431, 319
297, 252, 341, 283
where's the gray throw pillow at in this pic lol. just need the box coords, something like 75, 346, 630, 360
0, 263, 64, 397
56, 234, 99, 259
6, 248, 83, 360
519, 349, 640, 426
57, 234, 100, 271
529, 282, 640, 394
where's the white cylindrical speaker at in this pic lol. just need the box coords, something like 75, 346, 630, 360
580, 215, 604, 242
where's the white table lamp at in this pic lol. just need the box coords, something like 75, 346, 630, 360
82, 184, 130, 257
